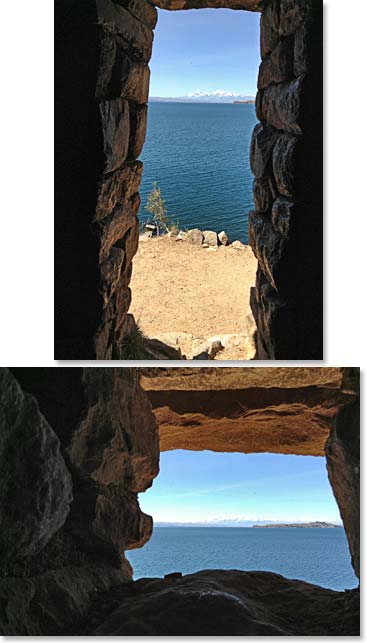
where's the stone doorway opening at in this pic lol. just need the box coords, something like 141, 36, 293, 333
126, 449, 358, 591
128, 7, 260, 360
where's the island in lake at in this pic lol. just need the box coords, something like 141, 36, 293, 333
233, 99, 255, 104
252, 521, 341, 529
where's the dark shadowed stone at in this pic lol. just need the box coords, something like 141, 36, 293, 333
325, 382, 360, 579
129, 104, 148, 159
253, 177, 274, 213
294, 22, 309, 76
96, 0, 154, 62
260, 5, 280, 59
95, 161, 143, 222
257, 38, 294, 90
100, 98, 130, 173
91, 570, 358, 636
248, 210, 289, 293
260, 75, 305, 135
279, 0, 308, 36
250, 124, 280, 179
271, 197, 295, 238
272, 134, 299, 197
0, 369, 73, 559
113, 0, 158, 29
100, 247, 125, 303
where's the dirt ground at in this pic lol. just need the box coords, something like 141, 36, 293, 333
129, 235, 257, 359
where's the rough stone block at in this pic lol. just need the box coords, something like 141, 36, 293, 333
100, 98, 130, 173
260, 5, 280, 59
259, 75, 305, 135
96, 35, 150, 104
100, 246, 126, 304
279, 0, 308, 37
248, 210, 289, 293
96, 161, 143, 222
250, 123, 280, 179
129, 104, 148, 159
271, 196, 295, 238
258, 38, 294, 89
96, 0, 154, 62
186, 229, 204, 245
253, 177, 274, 213
272, 134, 299, 197
99, 193, 140, 260
113, 0, 158, 29
203, 230, 218, 246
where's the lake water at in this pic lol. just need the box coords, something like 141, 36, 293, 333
126, 527, 358, 592
138, 102, 258, 243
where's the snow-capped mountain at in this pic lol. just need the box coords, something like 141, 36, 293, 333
150, 89, 255, 103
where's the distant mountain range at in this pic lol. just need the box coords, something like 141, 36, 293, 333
155, 519, 342, 528
149, 90, 255, 104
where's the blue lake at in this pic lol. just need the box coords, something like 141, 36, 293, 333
138, 102, 258, 243
126, 526, 358, 591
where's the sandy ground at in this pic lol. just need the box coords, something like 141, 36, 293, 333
130, 235, 257, 359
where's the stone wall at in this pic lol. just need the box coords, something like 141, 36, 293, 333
55, 0, 322, 360
249, 0, 323, 359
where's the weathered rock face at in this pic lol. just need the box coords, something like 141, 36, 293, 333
141, 367, 354, 456
326, 369, 360, 578
69, 368, 159, 555
55, 0, 322, 361
69, 570, 360, 636
250, 0, 323, 359
0, 369, 73, 559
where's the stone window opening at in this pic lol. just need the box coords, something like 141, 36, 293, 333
126, 449, 358, 592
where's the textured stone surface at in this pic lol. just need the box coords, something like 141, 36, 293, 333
203, 230, 218, 246
114, 0, 158, 29
257, 76, 305, 135
0, 369, 73, 560
140, 367, 343, 391
96, 0, 154, 62
250, 123, 280, 179
69, 368, 159, 554
129, 104, 148, 159
77, 570, 359, 636
0, 565, 127, 636
186, 228, 204, 245
140, 367, 354, 456
100, 99, 130, 173
271, 196, 296, 238
252, 177, 274, 213
272, 133, 299, 197
257, 38, 293, 89
248, 210, 289, 292
326, 370, 360, 578
95, 161, 143, 222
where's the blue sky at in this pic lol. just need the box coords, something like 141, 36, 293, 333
149, 9, 260, 97
139, 451, 342, 524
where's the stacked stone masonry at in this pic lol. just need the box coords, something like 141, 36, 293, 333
57, 0, 322, 360
249, 0, 322, 359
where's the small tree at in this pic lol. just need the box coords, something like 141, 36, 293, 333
144, 182, 170, 236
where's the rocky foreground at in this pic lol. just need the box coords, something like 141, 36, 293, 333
57, 570, 359, 636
